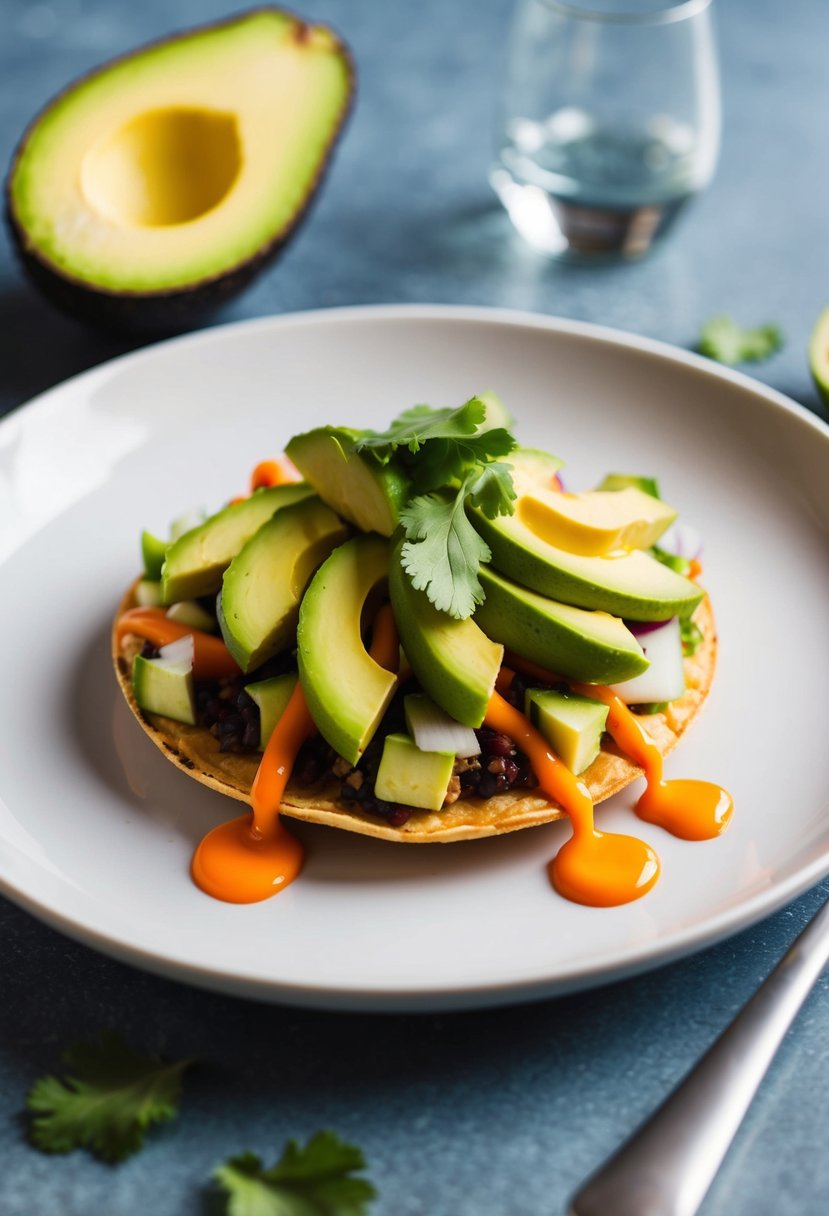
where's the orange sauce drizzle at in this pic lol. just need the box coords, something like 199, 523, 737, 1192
189, 603, 398, 905
191, 680, 313, 903
117, 608, 240, 680
484, 689, 659, 906
571, 682, 734, 841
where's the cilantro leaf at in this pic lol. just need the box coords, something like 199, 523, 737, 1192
353, 398, 487, 458
698, 315, 783, 365
356, 399, 518, 618
400, 486, 492, 619
27, 1031, 193, 1162
214, 1130, 376, 1216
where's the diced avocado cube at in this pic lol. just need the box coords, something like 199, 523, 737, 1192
165, 599, 217, 633
596, 473, 661, 500
132, 655, 196, 725
135, 579, 163, 607
246, 673, 298, 750
375, 733, 455, 812
524, 689, 609, 775
141, 530, 168, 580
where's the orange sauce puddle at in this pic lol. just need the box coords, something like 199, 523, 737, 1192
485, 687, 659, 906
191, 680, 314, 903
571, 682, 734, 842
189, 602, 399, 905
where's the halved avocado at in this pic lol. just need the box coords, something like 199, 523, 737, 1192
6, 10, 354, 332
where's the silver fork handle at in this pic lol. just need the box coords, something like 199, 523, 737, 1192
569, 893, 829, 1216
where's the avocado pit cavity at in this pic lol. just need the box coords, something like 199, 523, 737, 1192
80, 107, 242, 228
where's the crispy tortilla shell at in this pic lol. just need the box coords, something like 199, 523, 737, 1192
113, 584, 717, 843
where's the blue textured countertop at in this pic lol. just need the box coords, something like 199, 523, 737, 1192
2, 2, 828, 1213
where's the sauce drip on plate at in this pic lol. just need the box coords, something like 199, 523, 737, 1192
190, 681, 312, 903
484, 689, 660, 906
573, 683, 734, 841
189, 602, 399, 904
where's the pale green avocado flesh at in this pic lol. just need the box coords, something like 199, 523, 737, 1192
524, 689, 609, 775
132, 654, 196, 725
475, 566, 648, 684
297, 534, 398, 765
375, 733, 455, 812
218, 496, 349, 672
160, 483, 312, 604
389, 534, 503, 728
285, 426, 411, 536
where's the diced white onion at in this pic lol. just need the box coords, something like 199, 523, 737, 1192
658, 521, 702, 560
166, 600, 216, 632
609, 618, 685, 705
158, 635, 194, 671
405, 695, 481, 757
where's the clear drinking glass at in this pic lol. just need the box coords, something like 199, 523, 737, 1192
490, 0, 720, 259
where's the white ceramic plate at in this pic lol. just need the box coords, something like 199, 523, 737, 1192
2, 305, 828, 1011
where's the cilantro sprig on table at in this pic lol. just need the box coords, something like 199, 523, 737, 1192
353, 397, 517, 620
698, 315, 783, 365
26, 1031, 193, 1162
214, 1131, 376, 1216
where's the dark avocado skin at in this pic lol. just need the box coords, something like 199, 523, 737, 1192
4, 9, 356, 335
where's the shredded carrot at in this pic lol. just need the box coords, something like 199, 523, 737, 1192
227, 495, 247, 506
250, 457, 302, 491
117, 608, 240, 680
689, 558, 703, 580
250, 680, 316, 827
368, 603, 399, 673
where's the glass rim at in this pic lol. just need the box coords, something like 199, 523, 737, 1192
535, 0, 713, 26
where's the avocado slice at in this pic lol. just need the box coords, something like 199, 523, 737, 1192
297, 534, 398, 765
518, 486, 676, 556
285, 426, 412, 536
470, 450, 702, 621
389, 534, 503, 727
524, 689, 609, 775
218, 497, 349, 672
475, 566, 648, 684
161, 483, 312, 604
141, 530, 168, 579
596, 473, 661, 499
6, 10, 354, 331
375, 733, 455, 812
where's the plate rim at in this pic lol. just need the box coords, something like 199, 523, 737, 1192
3, 302, 829, 1012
